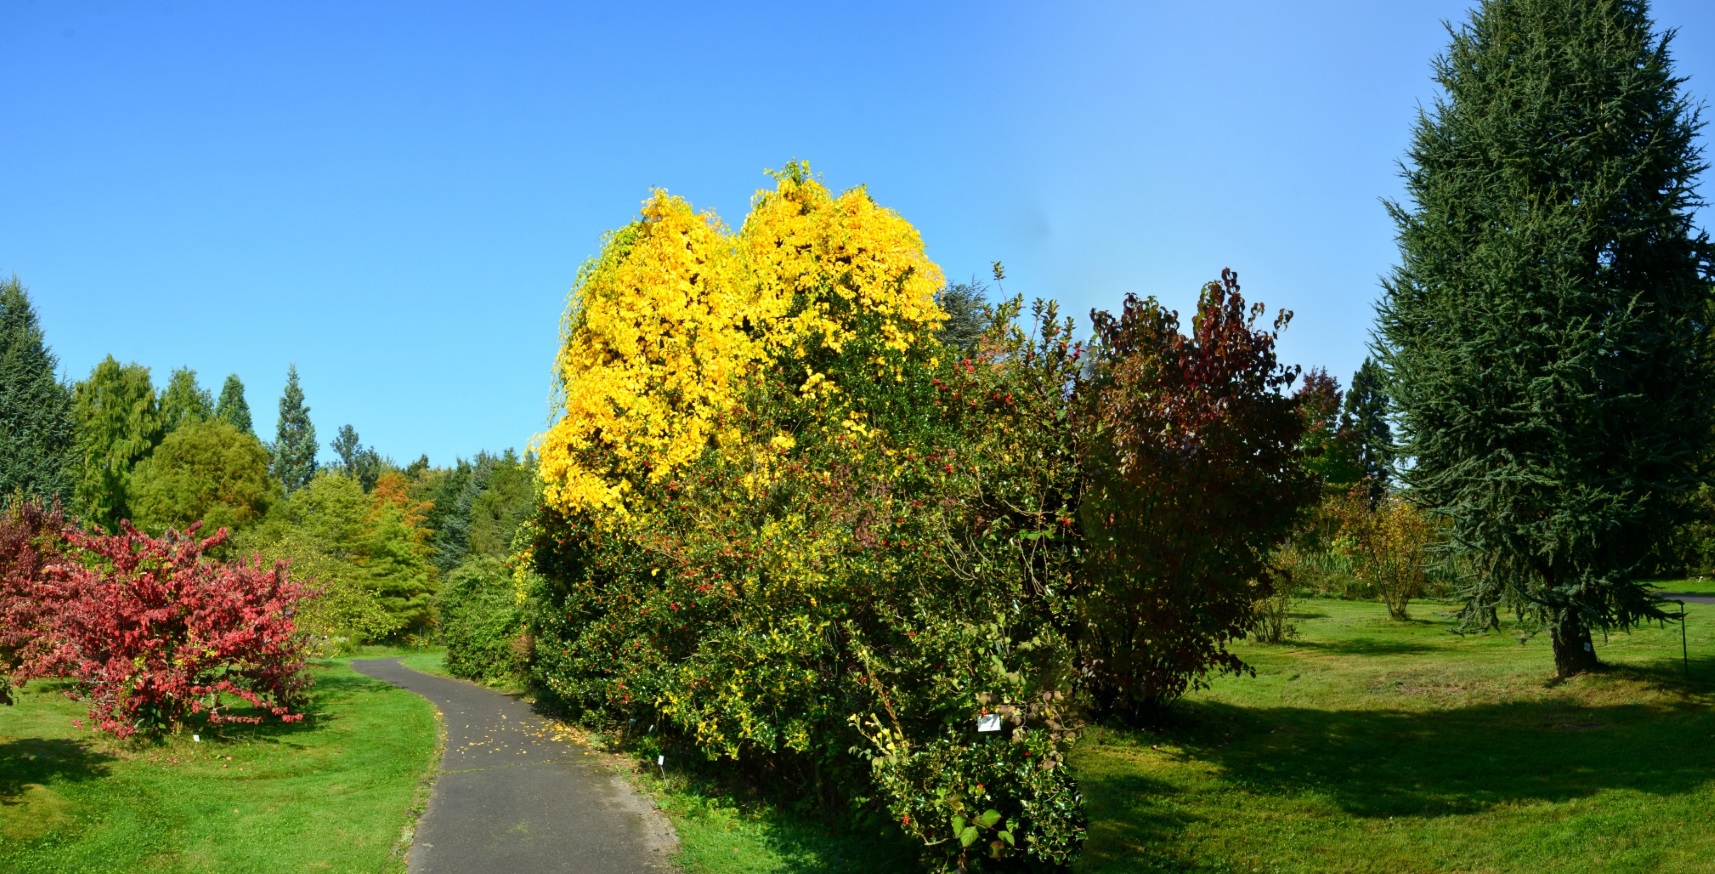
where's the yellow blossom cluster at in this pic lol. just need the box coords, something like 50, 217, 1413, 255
538, 165, 946, 521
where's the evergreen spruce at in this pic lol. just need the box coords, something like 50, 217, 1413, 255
215, 373, 253, 435
0, 275, 76, 502
1377, 0, 1713, 676
933, 278, 988, 352
159, 366, 214, 433
329, 423, 382, 492
271, 364, 318, 494
1340, 357, 1395, 502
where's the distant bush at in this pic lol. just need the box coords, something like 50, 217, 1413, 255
1334, 491, 1437, 620
1251, 583, 1299, 644
438, 555, 527, 682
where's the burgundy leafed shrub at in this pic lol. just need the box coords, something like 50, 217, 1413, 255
1079, 269, 1320, 721
24, 521, 313, 737
0, 498, 66, 706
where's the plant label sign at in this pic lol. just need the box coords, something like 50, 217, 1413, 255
977, 713, 1002, 733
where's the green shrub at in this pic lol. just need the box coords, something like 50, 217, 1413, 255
859, 725, 1086, 872
439, 554, 528, 681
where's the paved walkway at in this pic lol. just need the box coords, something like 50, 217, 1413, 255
1658, 592, 1715, 606
352, 659, 676, 874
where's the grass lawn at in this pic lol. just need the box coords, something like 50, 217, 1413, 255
1649, 577, 1715, 596
0, 653, 440, 874
1074, 597, 1715, 873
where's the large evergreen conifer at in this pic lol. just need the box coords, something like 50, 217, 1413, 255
271, 365, 318, 493
0, 276, 76, 502
1378, 0, 1713, 676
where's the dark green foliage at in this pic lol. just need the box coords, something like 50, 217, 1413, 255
128, 419, 277, 540
934, 278, 988, 352
330, 424, 382, 492
466, 450, 535, 560
864, 729, 1086, 871
158, 367, 214, 433
71, 357, 162, 531
215, 373, 253, 435
437, 555, 527, 682
1377, 0, 1713, 676
422, 451, 536, 575
1340, 357, 1395, 501
271, 364, 317, 494
0, 276, 76, 503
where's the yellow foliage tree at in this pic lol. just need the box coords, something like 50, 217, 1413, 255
538, 164, 945, 523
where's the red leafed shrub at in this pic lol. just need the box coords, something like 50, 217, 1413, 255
23, 521, 313, 737
0, 498, 67, 706
1079, 268, 1320, 721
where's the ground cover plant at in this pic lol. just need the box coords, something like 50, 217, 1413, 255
0, 655, 438, 873
1073, 597, 1715, 873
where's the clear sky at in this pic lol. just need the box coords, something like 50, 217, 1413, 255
5, 1, 1714, 466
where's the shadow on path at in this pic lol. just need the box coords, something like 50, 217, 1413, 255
352, 658, 676, 874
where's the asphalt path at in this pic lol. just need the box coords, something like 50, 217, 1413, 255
352, 658, 676, 874
1657, 592, 1715, 605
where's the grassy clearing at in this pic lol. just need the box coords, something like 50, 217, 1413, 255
1074, 597, 1715, 873
0, 656, 439, 874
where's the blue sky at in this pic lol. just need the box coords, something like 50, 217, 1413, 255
5, 1, 1714, 466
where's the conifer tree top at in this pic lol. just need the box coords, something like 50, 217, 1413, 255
272, 364, 318, 494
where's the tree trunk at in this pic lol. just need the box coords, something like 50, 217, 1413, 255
1550, 610, 1599, 677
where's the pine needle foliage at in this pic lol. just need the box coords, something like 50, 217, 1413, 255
271, 364, 318, 494
0, 276, 76, 504
1377, 0, 1715, 676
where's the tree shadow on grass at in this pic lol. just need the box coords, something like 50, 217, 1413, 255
0, 738, 114, 803
1289, 637, 1440, 657
1114, 694, 1715, 822
1606, 654, 1715, 691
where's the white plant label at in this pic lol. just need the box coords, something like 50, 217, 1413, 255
657, 755, 665, 766
977, 713, 1002, 733
192, 734, 201, 742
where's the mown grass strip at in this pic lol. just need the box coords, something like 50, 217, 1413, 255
0, 658, 439, 874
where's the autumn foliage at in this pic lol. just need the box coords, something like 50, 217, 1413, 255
0, 501, 312, 737
1079, 269, 1318, 719
0, 499, 65, 706
527, 166, 1317, 870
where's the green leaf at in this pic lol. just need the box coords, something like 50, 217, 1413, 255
978, 809, 1002, 828
959, 825, 979, 847
998, 829, 1015, 846
950, 815, 967, 835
